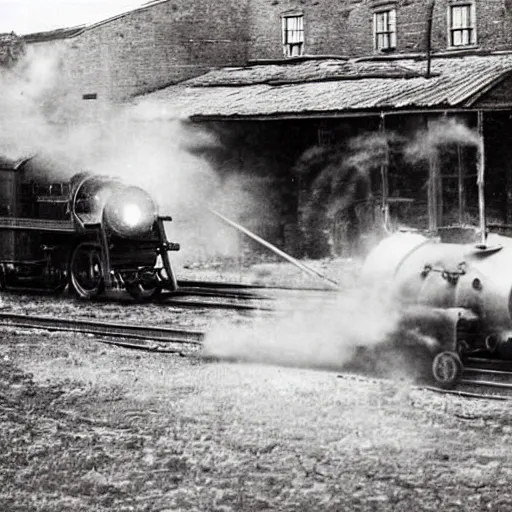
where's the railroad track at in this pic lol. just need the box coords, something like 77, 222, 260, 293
418, 357, 512, 400
0, 312, 204, 354
0, 280, 343, 313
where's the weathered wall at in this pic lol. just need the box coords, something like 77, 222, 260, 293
27, 0, 249, 102
247, 0, 512, 61
23, 1, 512, 103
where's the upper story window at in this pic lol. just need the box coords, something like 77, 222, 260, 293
449, 3, 476, 47
282, 14, 304, 57
374, 8, 397, 51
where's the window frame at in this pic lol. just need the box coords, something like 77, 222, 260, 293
373, 7, 397, 52
447, 2, 477, 48
281, 13, 305, 58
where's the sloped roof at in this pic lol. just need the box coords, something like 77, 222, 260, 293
21, 1, 168, 41
22, 26, 85, 43
135, 54, 512, 120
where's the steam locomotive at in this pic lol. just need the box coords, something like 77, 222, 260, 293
0, 155, 179, 299
362, 228, 512, 387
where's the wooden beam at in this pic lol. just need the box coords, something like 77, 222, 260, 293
477, 110, 486, 245
379, 113, 390, 231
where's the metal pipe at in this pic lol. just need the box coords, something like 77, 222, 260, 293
208, 208, 341, 290
379, 113, 390, 231
477, 110, 486, 246
425, 1, 436, 78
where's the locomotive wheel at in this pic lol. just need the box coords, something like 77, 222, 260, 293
69, 243, 105, 299
431, 351, 463, 389
126, 282, 161, 301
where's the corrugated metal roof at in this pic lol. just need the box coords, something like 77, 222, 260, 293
135, 54, 512, 119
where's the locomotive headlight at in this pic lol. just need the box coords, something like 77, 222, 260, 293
122, 204, 143, 227
103, 185, 157, 237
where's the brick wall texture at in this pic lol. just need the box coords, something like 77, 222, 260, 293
24, 0, 512, 101
248, 0, 512, 60
34, 0, 249, 102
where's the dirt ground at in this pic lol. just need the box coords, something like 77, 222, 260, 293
2, 258, 512, 511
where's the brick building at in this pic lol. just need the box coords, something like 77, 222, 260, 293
247, 0, 512, 60
23, 0, 249, 102
18, 0, 512, 257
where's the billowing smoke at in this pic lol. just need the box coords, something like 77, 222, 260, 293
404, 117, 481, 163
0, 44, 245, 265
0, 43, 68, 159
295, 131, 395, 258
203, 283, 433, 381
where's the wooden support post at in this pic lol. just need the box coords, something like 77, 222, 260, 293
379, 113, 390, 231
428, 155, 441, 231
477, 111, 486, 246
457, 145, 465, 225
427, 115, 443, 231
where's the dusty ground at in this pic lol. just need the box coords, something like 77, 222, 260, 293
1, 258, 512, 511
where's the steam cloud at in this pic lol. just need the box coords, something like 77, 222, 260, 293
203, 284, 432, 381
405, 117, 482, 162
0, 45, 250, 264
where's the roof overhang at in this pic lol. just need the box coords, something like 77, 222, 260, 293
133, 54, 512, 122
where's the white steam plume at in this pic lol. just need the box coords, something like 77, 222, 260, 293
405, 117, 481, 162
0, 46, 250, 264
203, 285, 415, 376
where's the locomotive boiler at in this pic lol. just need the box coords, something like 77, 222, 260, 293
361, 229, 512, 386
0, 155, 180, 299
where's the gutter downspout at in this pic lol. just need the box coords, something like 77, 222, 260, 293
425, 0, 436, 78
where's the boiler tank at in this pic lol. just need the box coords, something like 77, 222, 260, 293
362, 232, 512, 333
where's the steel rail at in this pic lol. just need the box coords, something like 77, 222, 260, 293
161, 297, 274, 311
177, 279, 341, 293
421, 359, 512, 400
0, 312, 204, 345
416, 385, 511, 401
169, 287, 270, 300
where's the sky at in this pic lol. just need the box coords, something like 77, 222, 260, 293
0, 0, 149, 34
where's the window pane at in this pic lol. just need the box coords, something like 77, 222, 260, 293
452, 7, 463, 28
283, 15, 304, 55
451, 5, 471, 29
450, 5, 474, 46
376, 14, 384, 32
375, 9, 396, 49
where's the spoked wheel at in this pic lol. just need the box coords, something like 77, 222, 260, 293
69, 243, 105, 299
432, 351, 463, 389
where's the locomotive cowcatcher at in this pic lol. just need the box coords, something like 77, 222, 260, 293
0, 155, 180, 300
